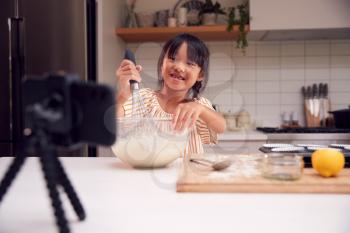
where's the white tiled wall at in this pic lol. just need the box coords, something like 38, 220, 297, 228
127, 40, 350, 127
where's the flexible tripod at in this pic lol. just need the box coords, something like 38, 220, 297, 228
0, 105, 86, 233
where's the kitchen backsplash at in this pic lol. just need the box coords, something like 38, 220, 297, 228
127, 40, 350, 127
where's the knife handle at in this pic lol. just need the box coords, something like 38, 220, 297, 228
312, 83, 318, 98
324, 83, 328, 98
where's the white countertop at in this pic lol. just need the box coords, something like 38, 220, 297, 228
218, 130, 267, 141
0, 157, 350, 233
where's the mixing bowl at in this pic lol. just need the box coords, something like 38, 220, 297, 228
111, 118, 189, 168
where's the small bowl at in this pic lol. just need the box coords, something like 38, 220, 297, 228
111, 118, 189, 168
262, 153, 304, 181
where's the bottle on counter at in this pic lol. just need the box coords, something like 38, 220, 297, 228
281, 111, 300, 128
290, 111, 300, 126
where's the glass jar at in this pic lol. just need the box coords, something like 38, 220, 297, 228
223, 111, 237, 131
237, 109, 251, 130
262, 153, 304, 181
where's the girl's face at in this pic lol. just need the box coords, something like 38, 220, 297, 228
161, 42, 203, 94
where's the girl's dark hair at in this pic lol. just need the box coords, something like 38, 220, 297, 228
157, 33, 209, 99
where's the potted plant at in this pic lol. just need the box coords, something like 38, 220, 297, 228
214, 2, 227, 24
199, 0, 225, 25
227, 3, 249, 54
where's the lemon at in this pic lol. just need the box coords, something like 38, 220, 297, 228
311, 148, 345, 177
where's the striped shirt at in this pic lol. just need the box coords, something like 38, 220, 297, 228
122, 88, 218, 156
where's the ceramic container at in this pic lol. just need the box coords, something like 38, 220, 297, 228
136, 12, 155, 27
168, 17, 177, 27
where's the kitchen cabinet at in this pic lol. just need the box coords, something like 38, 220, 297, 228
204, 130, 267, 154
116, 25, 249, 43
249, 0, 350, 40
204, 141, 264, 154
250, 0, 350, 31
266, 133, 350, 145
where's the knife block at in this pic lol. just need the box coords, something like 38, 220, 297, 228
304, 102, 321, 127
304, 103, 313, 127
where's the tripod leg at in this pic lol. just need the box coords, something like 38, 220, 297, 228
40, 154, 70, 233
53, 156, 86, 220
0, 155, 26, 203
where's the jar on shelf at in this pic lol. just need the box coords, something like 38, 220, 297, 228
177, 7, 187, 26
223, 111, 237, 131
237, 109, 251, 130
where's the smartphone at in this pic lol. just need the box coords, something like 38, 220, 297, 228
22, 73, 116, 147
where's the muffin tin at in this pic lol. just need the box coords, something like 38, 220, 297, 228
262, 143, 350, 153
263, 143, 294, 148
329, 144, 350, 149
260, 143, 350, 168
271, 147, 305, 152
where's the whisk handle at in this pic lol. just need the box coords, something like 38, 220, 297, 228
124, 49, 136, 65
124, 49, 138, 86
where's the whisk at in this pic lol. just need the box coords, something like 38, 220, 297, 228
124, 49, 148, 118
123, 50, 183, 135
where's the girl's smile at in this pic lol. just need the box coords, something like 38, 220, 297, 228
169, 71, 186, 81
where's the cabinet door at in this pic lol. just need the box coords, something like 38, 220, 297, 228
250, 0, 350, 30
204, 141, 263, 154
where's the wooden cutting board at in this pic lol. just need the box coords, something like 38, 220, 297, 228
176, 159, 350, 194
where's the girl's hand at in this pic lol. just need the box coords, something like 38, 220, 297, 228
116, 59, 142, 104
173, 102, 204, 131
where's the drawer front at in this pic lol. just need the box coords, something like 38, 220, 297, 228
204, 141, 264, 154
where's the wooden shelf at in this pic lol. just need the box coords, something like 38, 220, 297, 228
116, 25, 249, 42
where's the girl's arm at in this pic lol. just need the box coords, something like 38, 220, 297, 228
173, 102, 226, 133
198, 105, 226, 133
115, 60, 142, 117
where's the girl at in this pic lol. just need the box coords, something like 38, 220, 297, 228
116, 33, 226, 155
